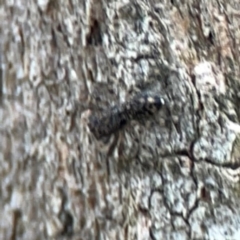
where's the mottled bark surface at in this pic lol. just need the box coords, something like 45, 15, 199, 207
1, 0, 240, 239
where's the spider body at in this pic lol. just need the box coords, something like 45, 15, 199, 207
88, 93, 164, 139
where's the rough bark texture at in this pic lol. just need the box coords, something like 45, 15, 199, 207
1, 0, 240, 239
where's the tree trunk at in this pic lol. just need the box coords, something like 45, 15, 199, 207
1, 0, 240, 239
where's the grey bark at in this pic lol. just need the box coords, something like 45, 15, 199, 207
1, 0, 240, 239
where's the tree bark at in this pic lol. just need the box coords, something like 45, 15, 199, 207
1, 0, 240, 239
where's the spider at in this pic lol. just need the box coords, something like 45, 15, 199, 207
88, 92, 165, 139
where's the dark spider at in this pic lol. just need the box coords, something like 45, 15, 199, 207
88, 92, 165, 139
